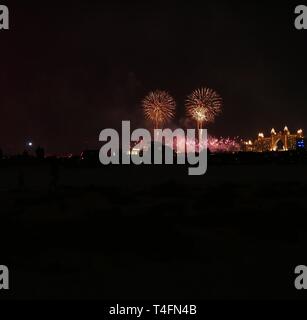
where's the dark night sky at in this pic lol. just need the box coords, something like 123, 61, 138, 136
1, 0, 307, 154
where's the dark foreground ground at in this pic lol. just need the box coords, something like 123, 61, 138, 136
1, 159, 307, 300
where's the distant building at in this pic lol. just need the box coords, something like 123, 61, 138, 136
243, 127, 304, 152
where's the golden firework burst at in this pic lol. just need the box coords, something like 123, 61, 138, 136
186, 87, 222, 129
142, 90, 176, 129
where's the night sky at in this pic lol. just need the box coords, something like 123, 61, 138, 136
1, 1, 306, 154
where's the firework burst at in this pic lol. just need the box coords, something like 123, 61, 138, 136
142, 90, 176, 129
186, 87, 222, 130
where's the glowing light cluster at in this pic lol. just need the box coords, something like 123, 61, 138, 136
258, 133, 264, 139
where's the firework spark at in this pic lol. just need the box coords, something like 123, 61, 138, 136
206, 136, 241, 153
127, 132, 240, 154
142, 90, 176, 129
145, 134, 240, 153
186, 87, 222, 130
171, 135, 240, 153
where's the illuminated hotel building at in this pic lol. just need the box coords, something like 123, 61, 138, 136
243, 127, 304, 152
